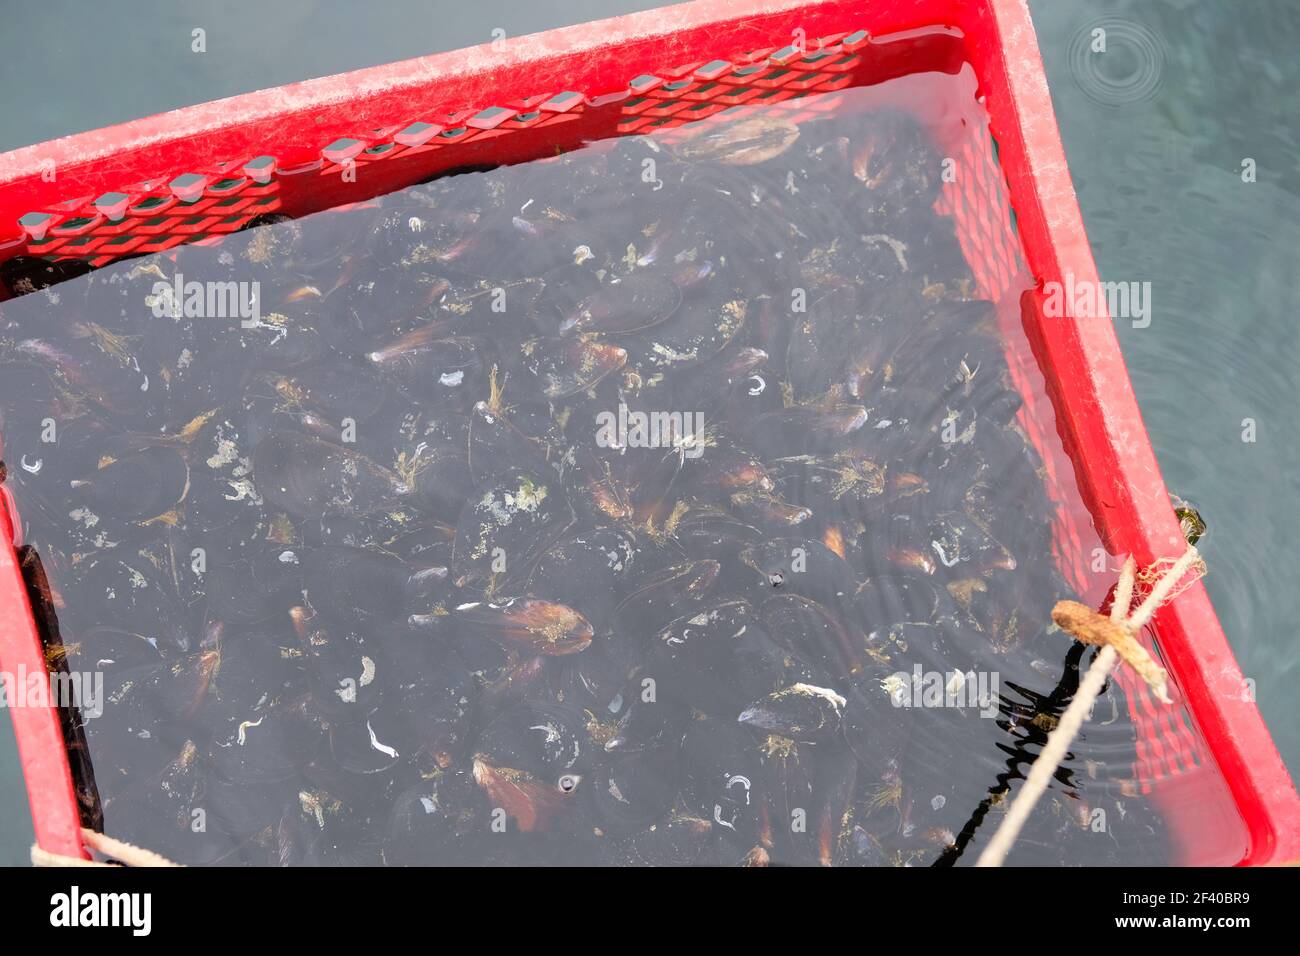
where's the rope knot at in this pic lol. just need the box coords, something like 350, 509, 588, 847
1053, 546, 1205, 705
976, 544, 1204, 867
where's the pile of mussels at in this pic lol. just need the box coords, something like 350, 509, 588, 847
0, 94, 1164, 865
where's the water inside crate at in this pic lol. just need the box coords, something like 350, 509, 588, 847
0, 58, 1248, 865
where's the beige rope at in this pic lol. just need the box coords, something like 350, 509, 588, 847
975, 546, 1204, 867
31, 828, 182, 867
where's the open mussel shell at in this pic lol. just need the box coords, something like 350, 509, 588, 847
422, 597, 593, 656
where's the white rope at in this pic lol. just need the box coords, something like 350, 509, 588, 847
975, 547, 1202, 867
31, 828, 182, 867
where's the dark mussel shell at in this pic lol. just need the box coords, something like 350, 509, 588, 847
63, 551, 193, 652
604, 812, 717, 866
196, 545, 305, 627
602, 671, 694, 756
472, 702, 590, 833
681, 716, 765, 847
613, 559, 721, 646
206, 697, 322, 786
849, 110, 943, 223
328, 705, 404, 776
68, 444, 189, 524
301, 546, 411, 630
622, 295, 747, 376
389, 639, 477, 768
253, 430, 410, 519
650, 599, 818, 715
290, 606, 386, 722
384, 771, 485, 866
559, 272, 683, 336
527, 528, 637, 635
744, 404, 868, 459
516, 336, 628, 399
739, 536, 860, 610
738, 683, 848, 744
450, 468, 573, 589
588, 746, 680, 834
466, 400, 552, 483
761, 593, 864, 681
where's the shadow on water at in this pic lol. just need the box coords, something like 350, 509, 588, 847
934, 640, 1088, 866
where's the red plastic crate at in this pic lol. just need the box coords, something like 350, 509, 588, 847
0, 0, 1296, 864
